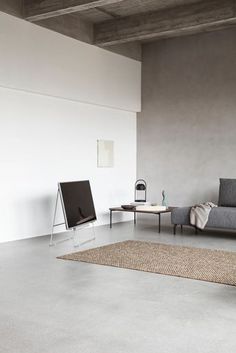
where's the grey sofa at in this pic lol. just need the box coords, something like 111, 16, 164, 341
171, 178, 236, 234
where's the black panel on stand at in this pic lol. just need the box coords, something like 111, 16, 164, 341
59, 180, 96, 229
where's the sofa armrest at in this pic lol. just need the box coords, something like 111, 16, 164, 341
171, 207, 191, 225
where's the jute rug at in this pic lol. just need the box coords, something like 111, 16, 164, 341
58, 240, 236, 286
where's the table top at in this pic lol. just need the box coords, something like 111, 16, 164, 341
109, 206, 176, 214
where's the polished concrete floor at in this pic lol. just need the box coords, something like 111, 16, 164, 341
1, 220, 236, 353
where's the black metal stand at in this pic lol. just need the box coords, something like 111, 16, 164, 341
110, 209, 112, 228
110, 208, 162, 233
174, 224, 198, 235
173, 224, 177, 235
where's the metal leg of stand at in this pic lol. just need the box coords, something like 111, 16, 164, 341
72, 227, 78, 247
73, 222, 96, 248
92, 222, 96, 239
50, 189, 59, 246
49, 189, 68, 246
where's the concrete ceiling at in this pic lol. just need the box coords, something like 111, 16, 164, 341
1, 0, 236, 60
77, 0, 201, 21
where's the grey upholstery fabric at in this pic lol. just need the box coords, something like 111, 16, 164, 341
172, 178, 236, 231
171, 207, 191, 225
218, 178, 236, 207
171, 207, 236, 230
207, 207, 236, 229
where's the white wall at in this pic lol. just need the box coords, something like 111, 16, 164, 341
0, 12, 140, 242
0, 87, 136, 243
0, 12, 141, 112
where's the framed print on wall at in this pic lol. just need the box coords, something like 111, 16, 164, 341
97, 140, 114, 168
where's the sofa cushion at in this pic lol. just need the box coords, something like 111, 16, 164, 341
206, 207, 236, 229
218, 178, 236, 207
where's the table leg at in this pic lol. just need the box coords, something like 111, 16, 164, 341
158, 213, 161, 233
110, 210, 112, 229
173, 224, 177, 235
134, 211, 136, 225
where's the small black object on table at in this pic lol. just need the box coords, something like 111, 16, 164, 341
109, 206, 175, 233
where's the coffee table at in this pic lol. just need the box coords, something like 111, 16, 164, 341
109, 206, 175, 233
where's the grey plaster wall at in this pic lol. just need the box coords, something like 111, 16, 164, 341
138, 28, 236, 207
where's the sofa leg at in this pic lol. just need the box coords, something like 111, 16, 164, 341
173, 224, 177, 235
195, 227, 198, 235
181, 225, 183, 233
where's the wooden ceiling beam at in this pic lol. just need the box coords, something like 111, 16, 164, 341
24, 0, 124, 22
94, 0, 236, 46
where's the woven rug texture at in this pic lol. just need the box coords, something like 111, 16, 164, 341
58, 240, 236, 286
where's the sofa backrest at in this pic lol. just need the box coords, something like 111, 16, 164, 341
218, 178, 236, 207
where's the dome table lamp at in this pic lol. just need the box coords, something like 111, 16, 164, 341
134, 179, 147, 202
